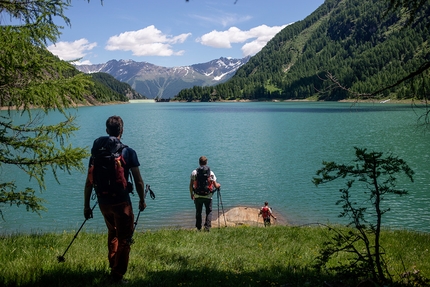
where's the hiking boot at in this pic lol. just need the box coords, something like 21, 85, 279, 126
110, 278, 128, 285
110, 275, 128, 285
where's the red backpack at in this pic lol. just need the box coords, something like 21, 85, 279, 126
88, 136, 128, 196
193, 165, 214, 195
261, 206, 270, 218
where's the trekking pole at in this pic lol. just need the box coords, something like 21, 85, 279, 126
57, 200, 98, 263
129, 184, 155, 245
145, 184, 156, 200
217, 189, 220, 228
129, 209, 141, 245
217, 188, 227, 227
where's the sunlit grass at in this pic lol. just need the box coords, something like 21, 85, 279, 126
0, 226, 428, 286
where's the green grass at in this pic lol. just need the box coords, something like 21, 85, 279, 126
0, 226, 429, 286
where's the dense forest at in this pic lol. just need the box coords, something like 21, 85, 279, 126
174, 0, 430, 101
89, 72, 145, 103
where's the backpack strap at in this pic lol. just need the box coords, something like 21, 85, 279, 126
91, 136, 127, 156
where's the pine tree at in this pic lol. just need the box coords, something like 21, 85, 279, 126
0, 0, 92, 218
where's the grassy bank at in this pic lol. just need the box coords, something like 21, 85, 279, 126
1, 226, 429, 287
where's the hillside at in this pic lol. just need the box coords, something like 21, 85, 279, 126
174, 0, 430, 101
0, 48, 141, 108
89, 72, 145, 103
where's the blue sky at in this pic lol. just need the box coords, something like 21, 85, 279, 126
47, 0, 325, 67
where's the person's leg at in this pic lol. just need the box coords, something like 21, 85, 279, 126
194, 198, 203, 230
99, 204, 118, 269
203, 198, 212, 231
104, 201, 134, 281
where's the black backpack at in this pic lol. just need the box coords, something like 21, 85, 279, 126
90, 136, 128, 196
193, 165, 214, 195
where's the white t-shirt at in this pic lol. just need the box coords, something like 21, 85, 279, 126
190, 168, 217, 199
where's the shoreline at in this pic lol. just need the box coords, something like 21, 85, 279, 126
171, 97, 422, 104
1, 97, 423, 111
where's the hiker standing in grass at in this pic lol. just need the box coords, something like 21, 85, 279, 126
189, 156, 221, 232
259, 201, 276, 227
84, 115, 146, 284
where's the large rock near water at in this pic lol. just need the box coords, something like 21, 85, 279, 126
212, 206, 279, 227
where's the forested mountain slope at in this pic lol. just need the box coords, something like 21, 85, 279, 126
174, 0, 430, 101
89, 72, 145, 103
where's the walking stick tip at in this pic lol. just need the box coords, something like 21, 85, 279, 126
57, 255, 65, 263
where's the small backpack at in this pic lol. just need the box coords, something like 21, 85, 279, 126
193, 165, 214, 195
261, 206, 270, 219
88, 136, 128, 196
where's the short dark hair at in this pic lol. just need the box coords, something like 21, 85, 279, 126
199, 156, 208, 165
106, 116, 123, 137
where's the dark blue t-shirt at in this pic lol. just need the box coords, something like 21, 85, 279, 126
121, 146, 140, 179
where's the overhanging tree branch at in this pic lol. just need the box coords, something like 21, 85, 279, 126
0, 0, 92, 218
321, 60, 430, 98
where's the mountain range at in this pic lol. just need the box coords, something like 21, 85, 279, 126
75, 56, 250, 99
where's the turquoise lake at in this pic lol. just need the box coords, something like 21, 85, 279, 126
1, 101, 429, 234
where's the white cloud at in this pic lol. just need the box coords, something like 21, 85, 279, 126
73, 59, 93, 66
47, 39, 97, 61
105, 25, 191, 57
196, 23, 290, 57
197, 27, 248, 48
241, 41, 265, 57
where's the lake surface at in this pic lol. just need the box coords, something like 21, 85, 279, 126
1, 102, 429, 234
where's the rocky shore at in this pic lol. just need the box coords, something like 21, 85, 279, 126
211, 206, 285, 227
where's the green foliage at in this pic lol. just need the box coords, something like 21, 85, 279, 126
313, 147, 415, 284
0, 27, 90, 111
90, 72, 144, 103
174, 0, 430, 102
387, 0, 429, 24
0, 1, 92, 217
0, 227, 429, 286
0, 183, 46, 219
0, 0, 71, 45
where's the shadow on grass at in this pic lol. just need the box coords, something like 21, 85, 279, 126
141, 266, 333, 287
2, 265, 339, 287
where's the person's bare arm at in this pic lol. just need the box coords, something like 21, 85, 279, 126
131, 166, 146, 211
271, 211, 277, 220
213, 181, 221, 189
189, 179, 194, 200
